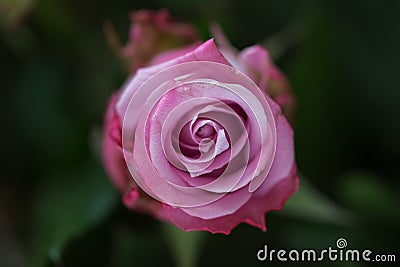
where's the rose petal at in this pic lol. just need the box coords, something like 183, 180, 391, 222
102, 94, 131, 192
210, 23, 250, 74
150, 43, 201, 65
254, 98, 296, 196
238, 45, 270, 88
123, 187, 170, 222
116, 39, 231, 118
239, 45, 296, 121
179, 186, 251, 220
164, 166, 298, 234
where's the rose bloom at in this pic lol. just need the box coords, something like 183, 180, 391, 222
103, 10, 298, 234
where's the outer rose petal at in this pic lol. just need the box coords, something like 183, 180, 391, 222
210, 23, 251, 75
212, 24, 296, 121
238, 45, 270, 89
102, 93, 131, 192
163, 164, 298, 234
116, 39, 231, 118
149, 43, 201, 65
179, 187, 252, 220
239, 46, 296, 121
123, 187, 170, 222
254, 98, 296, 196
103, 94, 170, 221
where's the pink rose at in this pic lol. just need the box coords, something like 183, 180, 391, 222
103, 13, 298, 234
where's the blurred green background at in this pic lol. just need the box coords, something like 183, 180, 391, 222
1, 0, 399, 266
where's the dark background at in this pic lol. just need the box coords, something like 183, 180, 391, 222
1, 0, 399, 266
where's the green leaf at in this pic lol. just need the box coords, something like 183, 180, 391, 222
29, 162, 118, 267
162, 223, 206, 267
338, 171, 400, 222
282, 174, 354, 226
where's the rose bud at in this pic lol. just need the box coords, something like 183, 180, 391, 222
122, 9, 199, 73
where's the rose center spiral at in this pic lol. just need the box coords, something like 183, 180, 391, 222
196, 124, 215, 138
